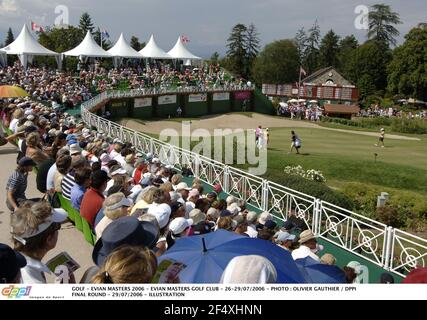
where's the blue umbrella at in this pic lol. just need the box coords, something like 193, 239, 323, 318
295, 257, 347, 283
157, 229, 306, 283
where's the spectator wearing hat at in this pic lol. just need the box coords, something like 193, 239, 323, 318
6, 157, 38, 212
226, 195, 236, 207
206, 191, 217, 204
170, 174, 183, 189
11, 202, 69, 283
95, 193, 133, 239
256, 212, 273, 231
274, 231, 296, 252
91, 216, 159, 268
345, 261, 364, 283
92, 245, 157, 284
80, 170, 109, 227
189, 209, 210, 235
166, 217, 193, 249
402, 268, 427, 284
244, 211, 258, 238
175, 182, 191, 204
70, 167, 92, 211
147, 195, 172, 230
105, 165, 128, 196
0, 243, 27, 283
292, 230, 322, 262
185, 189, 200, 217
220, 255, 277, 284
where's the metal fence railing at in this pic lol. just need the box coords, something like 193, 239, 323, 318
81, 88, 427, 278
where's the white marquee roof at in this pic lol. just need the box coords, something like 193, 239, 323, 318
139, 35, 172, 59
1, 24, 59, 56
63, 31, 111, 58
168, 37, 201, 60
108, 33, 142, 58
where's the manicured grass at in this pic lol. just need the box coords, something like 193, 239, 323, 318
265, 127, 427, 193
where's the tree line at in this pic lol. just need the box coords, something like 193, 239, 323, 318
219, 4, 427, 101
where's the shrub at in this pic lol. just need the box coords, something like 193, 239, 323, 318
391, 118, 427, 134
284, 165, 326, 183
268, 173, 354, 210
376, 206, 405, 228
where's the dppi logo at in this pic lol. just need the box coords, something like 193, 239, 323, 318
1, 285, 32, 299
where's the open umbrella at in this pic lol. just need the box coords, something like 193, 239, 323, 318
157, 229, 306, 283
0, 85, 29, 98
295, 257, 347, 283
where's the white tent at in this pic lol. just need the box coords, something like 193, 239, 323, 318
0, 24, 60, 69
108, 33, 142, 67
168, 37, 201, 60
0, 50, 6, 67
63, 31, 111, 59
139, 35, 172, 59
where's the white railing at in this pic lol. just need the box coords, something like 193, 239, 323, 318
81, 88, 427, 278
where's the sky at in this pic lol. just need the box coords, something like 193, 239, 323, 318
0, 0, 425, 58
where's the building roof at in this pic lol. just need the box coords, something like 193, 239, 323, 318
167, 37, 201, 60
324, 104, 360, 114
139, 35, 172, 59
302, 66, 354, 86
63, 31, 111, 58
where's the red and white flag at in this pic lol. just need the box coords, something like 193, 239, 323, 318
31, 22, 44, 33
181, 35, 190, 43
300, 66, 307, 77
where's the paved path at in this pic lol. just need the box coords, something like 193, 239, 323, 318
0, 145, 93, 283
121, 113, 421, 141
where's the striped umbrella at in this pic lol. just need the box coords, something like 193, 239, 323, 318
0, 85, 29, 98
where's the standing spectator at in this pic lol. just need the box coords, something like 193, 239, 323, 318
6, 157, 37, 212
25, 132, 50, 166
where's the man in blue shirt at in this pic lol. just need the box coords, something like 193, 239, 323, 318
70, 167, 92, 211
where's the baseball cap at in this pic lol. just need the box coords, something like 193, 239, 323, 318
220, 210, 232, 217
169, 217, 193, 235
258, 212, 272, 225
176, 182, 191, 191
275, 231, 296, 243
147, 203, 171, 229
0, 244, 27, 283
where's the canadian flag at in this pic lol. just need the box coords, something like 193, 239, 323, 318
31, 22, 44, 33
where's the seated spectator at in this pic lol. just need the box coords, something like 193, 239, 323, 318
245, 211, 258, 238
346, 261, 364, 283
62, 156, 88, 201
70, 167, 92, 211
92, 216, 159, 268
216, 216, 235, 232
166, 217, 193, 249
10, 202, 68, 283
95, 193, 133, 239
256, 212, 273, 231
379, 273, 395, 284
6, 157, 38, 212
189, 209, 210, 235
274, 231, 296, 252
402, 268, 427, 284
91, 245, 157, 284
320, 253, 337, 266
80, 170, 109, 227
185, 189, 200, 217
170, 202, 186, 220
220, 255, 277, 284
291, 230, 322, 262
53, 155, 72, 193
0, 243, 27, 284
257, 228, 275, 241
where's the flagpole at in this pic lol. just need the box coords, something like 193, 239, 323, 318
101, 30, 103, 49
298, 66, 302, 101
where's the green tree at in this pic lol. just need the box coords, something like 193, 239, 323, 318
252, 39, 300, 85
94, 27, 112, 50
5, 27, 14, 46
337, 35, 359, 78
210, 52, 220, 64
347, 40, 392, 98
303, 21, 321, 74
79, 12, 94, 34
245, 23, 260, 75
368, 4, 402, 47
294, 27, 308, 65
226, 24, 248, 77
38, 26, 85, 70
130, 36, 142, 51
319, 29, 340, 68
387, 26, 427, 101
